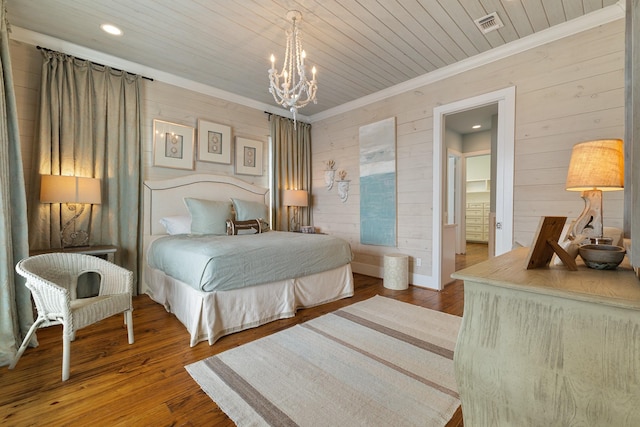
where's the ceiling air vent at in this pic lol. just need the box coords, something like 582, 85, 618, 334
474, 12, 504, 34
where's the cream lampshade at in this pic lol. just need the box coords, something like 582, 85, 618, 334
40, 175, 102, 205
282, 189, 309, 208
283, 189, 308, 231
40, 175, 102, 247
565, 139, 624, 239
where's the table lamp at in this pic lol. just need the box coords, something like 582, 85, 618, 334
282, 189, 308, 232
40, 175, 102, 247
565, 139, 624, 240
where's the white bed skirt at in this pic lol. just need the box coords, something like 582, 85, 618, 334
145, 264, 354, 346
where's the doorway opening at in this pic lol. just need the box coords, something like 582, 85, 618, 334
432, 87, 515, 290
444, 104, 497, 263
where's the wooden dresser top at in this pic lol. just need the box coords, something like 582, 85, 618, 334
452, 247, 640, 310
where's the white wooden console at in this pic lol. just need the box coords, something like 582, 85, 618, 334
452, 247, 640, 426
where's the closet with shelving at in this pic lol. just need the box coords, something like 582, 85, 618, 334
466, 155, 490, 242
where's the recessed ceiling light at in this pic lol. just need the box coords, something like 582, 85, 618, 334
100, 24, 123, 36
472, 124, 481, 129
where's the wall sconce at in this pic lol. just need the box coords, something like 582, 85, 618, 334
40, 175, 102, 247
565, 139, 624, 240
282, 189, 309, 231
336, 170, 350, 203
325, 160, 335, 190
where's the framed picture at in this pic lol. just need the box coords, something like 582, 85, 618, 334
197, 119, 232, 164
235, 137, 263, 176
152, 119, 195, 170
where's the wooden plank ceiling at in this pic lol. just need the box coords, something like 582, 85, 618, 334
7, 0, 620, 117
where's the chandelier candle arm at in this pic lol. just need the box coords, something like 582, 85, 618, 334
268, 10, 318, 128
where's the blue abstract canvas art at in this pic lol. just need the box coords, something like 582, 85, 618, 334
359, 117, 396, 246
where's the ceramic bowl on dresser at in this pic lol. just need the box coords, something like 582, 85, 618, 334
578, 244, 626, 270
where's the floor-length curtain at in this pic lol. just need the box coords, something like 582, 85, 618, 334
28, 50, 142, 289
270, 116, 312, 231
0, 1, 33, 366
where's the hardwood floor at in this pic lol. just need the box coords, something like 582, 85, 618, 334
457, 242, 489, 270
1, 249, 486, 426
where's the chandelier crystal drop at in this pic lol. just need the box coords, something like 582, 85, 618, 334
268, 10, 318, 128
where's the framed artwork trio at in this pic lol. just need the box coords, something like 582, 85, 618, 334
152, 118, 263, 176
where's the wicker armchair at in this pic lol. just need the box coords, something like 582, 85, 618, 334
11, 252, 134, 381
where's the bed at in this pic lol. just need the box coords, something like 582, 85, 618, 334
142, 174, 354, 346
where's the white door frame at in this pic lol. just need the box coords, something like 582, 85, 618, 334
432, 86, 515, 289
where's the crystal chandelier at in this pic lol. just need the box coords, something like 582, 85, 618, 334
268, 10, 317, 128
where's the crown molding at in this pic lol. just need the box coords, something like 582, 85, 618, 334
309, 1, 625, 123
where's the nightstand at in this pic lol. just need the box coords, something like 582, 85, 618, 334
30, 245, 118, 262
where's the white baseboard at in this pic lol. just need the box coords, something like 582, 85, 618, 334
351, 262, 440, 291
410, 273, 438, 290
351, 261, 382, 278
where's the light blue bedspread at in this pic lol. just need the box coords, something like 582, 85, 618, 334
147, 231, 353, 292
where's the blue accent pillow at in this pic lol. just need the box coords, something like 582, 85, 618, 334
231, 198, 268, 222
184, 198, 233, 235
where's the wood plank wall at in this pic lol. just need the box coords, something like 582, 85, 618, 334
311, 19, 625, 282
11, 19, 626, 285
139, 80, 270, 187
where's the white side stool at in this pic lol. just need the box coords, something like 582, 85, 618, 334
384, 253, 409, 290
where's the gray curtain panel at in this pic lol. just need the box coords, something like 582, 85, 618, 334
28, 50, 142, 289
270, 116, 312, 231
0, 1, 34, 366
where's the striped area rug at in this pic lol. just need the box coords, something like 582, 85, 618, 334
186, 295, 462, 426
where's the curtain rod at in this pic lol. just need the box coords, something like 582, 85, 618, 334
264, 111, 310, 126
36, 46, 154, 81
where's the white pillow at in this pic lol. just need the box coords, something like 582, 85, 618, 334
159, 215, 191, 235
